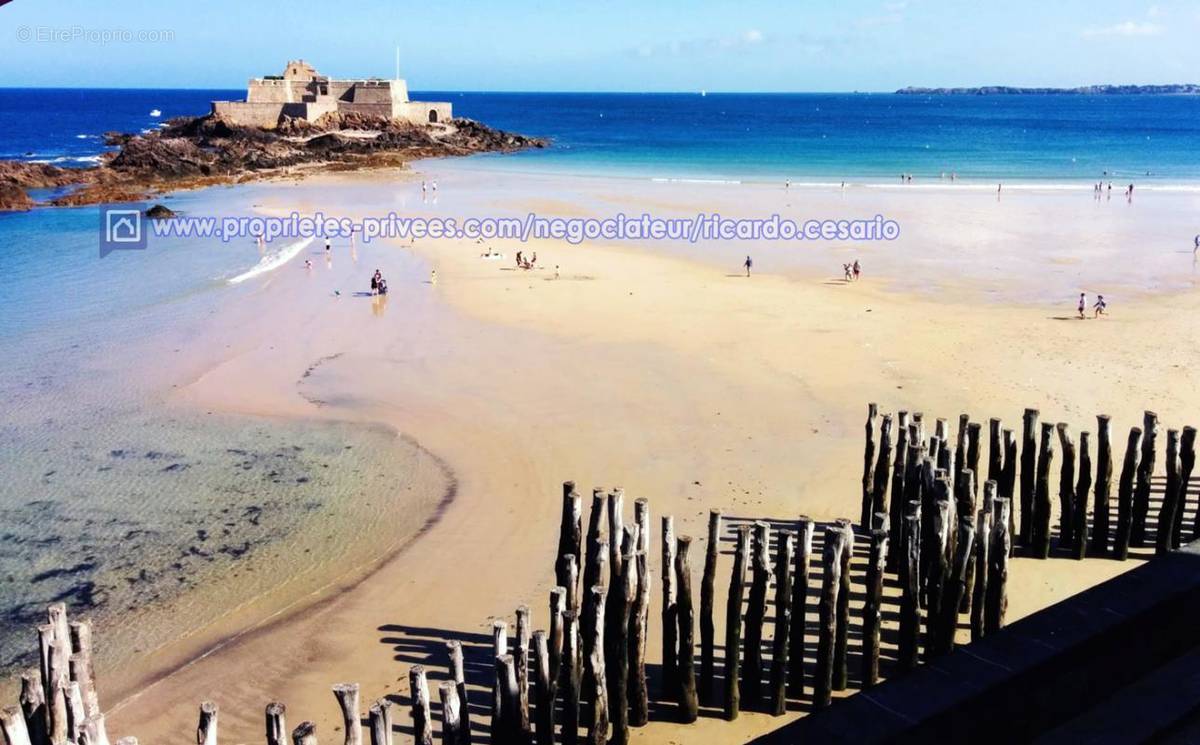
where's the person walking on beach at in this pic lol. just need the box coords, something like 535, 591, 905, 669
744, 255, 753, 277
1193, 234, 1199, 256
852, 260, 861, 281
325, 238, 331, 255
1094, 294, 1107, 318
1077, 292, 1087, 319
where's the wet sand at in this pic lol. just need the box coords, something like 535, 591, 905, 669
97, 165, 1200, 743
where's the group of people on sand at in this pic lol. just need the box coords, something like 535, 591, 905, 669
1078, 292, 1106, 319
515, 250, 538, 270
843, 260, 862, 281
370, 269, 389, 296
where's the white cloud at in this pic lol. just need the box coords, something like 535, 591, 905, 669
1081, 20, 1164, 38
857, 2, 907, 28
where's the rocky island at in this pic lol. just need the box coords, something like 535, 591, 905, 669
0, 111, 546, 212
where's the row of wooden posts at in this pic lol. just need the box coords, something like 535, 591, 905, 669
4, 403, 1191, 745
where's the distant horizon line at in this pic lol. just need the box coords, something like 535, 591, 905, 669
0, 84, 1197, 95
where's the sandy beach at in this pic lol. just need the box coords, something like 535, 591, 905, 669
62, 163, 1198, 743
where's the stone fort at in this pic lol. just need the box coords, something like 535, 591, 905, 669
211, 60, 452, 130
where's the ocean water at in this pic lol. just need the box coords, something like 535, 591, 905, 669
4, 87, 1200, 182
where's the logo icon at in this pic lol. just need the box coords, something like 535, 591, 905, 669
100, 207, 148, 257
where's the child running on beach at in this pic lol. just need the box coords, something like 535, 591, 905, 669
1094, 294, 1107, 318
744, 255, 753, 277
1077, 292, 1087, 319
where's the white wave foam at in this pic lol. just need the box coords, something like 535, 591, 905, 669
227, 237, 314, 285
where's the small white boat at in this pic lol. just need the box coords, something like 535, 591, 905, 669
149, 109, 162, 118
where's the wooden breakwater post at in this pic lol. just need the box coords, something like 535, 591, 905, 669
1001, 428, 1017, 555
292, 721, 317, 745
1073, 431, 1092, 560
583, 586, 608, 745
410, 666, 433, 745
331, 684, 360, 745
1091, 415, 1114, 556
1019, 408, 1039, 546
985, 497, 1011, 633
549, 588, 565, 692
897, 502, 922, 673
1157, 429, 1181, 557
862, 403, 880, 529
2, 707, 32, 745
196, 702, 217, 745
1031, 422, 1056, 559
988, 418, 1003, 486
832, 519, 855, 692
445, 641, 471, 743
515, 606, 532, 738
532, 631, 553, 745
786, 517, 815, 700
813, 527, 847, 709
699, 509, 723, 705
557, 482, 583, 605
723, 526, 750, 721
1131, 411, 1159, 547
494, 656, 520, 745
607, 541, 635, 745
675, 536, 699, 723
970, 502, 993, 641
1182, 427, 1198, 544
871, 415, 894, 526
931, 516, 974, 657
1056, 424, 1077, 550
437, 684, 464, 745
742, 521, 771, 708
266, 703, 288, 745
1114, 427, 1142, 560
629, 500, 650, 729
490, 620, 508, 735
860, 526, 889, 687
560, 610, 581, 745
886, 411, 911, 573
19, 671, 47, 745
768, 530, 797, 716
367, 700, 393, 745
602, 492, 626, 723
660, 516, 678, 699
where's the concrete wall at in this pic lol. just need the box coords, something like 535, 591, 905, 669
212, 101, 288, 128
400, 101, 453, 124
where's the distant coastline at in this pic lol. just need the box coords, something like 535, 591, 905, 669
897, 84, 1200, 95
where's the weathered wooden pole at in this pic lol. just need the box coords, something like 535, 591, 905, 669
984, 498, 1011, 633
561, 610, 581, 745
491, 620, 508, 735
583, 586, 608, 745
332, 684, 361, 745
558, 482, 583, 601
833, 519, 854, 692
1073, 432, 1092, 560
67, 620, 97, 718
19, 672, 46, 745
292, 722, 317, 745
494, 656, 520, 745
887, 415, 911, 572
786, 517, 814, 699
860, 528, 888, 688
196, 702, 218, 745
924, 494, 951, 656
1114, 427, 1142, 560
768, 530, 797, 715
1157, 429, 1181, 556
43, 634, 67, 745
445, 641, 471, 743
608, 544, 635, 745
897, 505, 922, 673
862, 403, 880, 528
1057, 423, 1077, 549
366, 700, 392, 745
1131, 411, 1159, 547
660, 515, 678, 698
699, 509, 722, 705
970, 506, 993, 641
77, 715, 109, 745
872, 415, 894, 519
549, 588, 566, 688
2, 707, 33, 745
533, 631, 554, 745
579, 533, 607, 719
1091, 415, 1113, 556
580, 491, 607, 649
603, 491, 626, 717
814, 528, 847, 709
988, 418, 1003, 486
410, 666, 433, 745
954, 414, 969, 485
966, 422, 982, 499
436, 684, 462, 745
1181, 426, 1197, 545
723, 526, 751, 721
742, 521, 771, 707
1032, 422, 1056, 559
514, 606, 532, 738
1019, 408, 1039, 545
956, 469, 977, 615
1001, 428, 1018, 555
938, 517, 974, 656
675, 537, 699, 723
628, 550, 649, 728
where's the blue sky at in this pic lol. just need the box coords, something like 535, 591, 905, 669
1, 0, 1197, 91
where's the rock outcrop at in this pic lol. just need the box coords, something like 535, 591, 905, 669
0, 113, 547, 211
